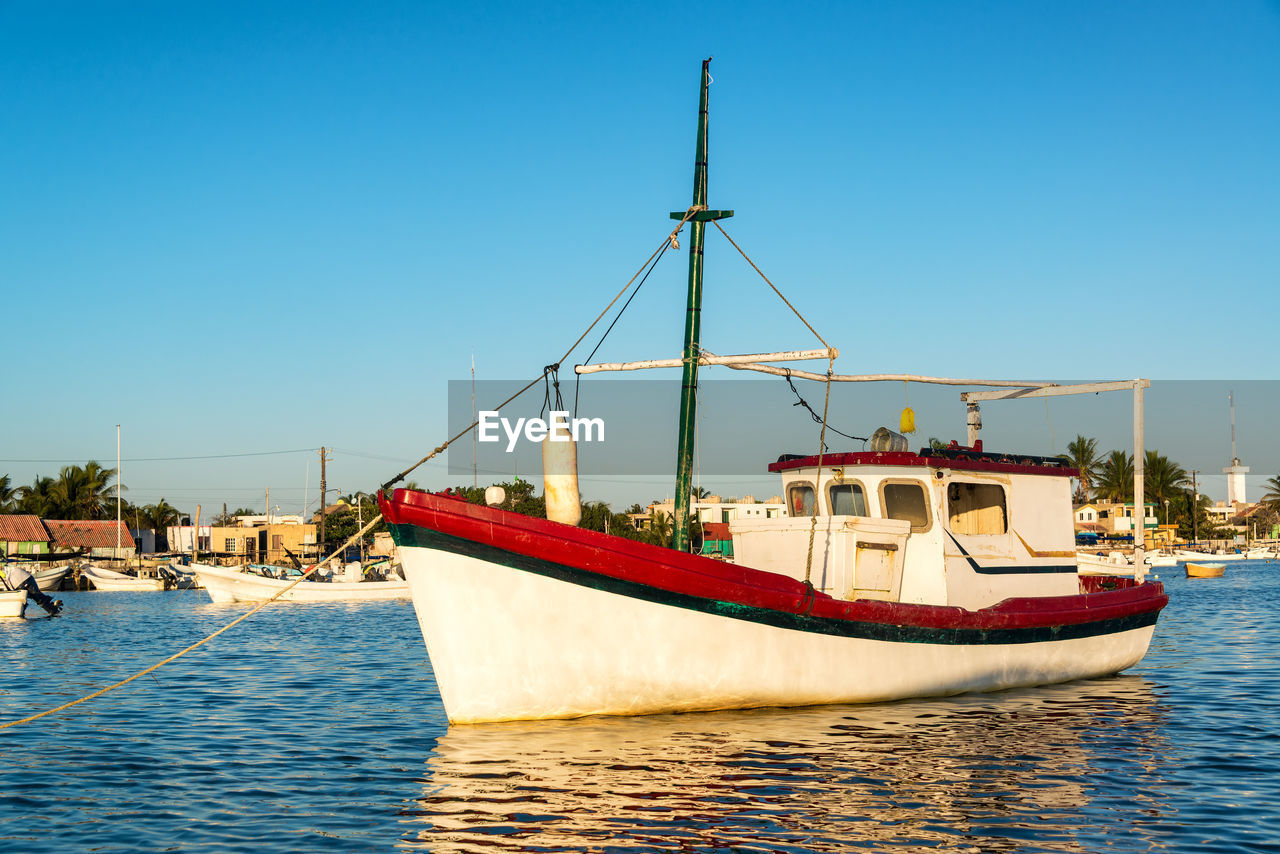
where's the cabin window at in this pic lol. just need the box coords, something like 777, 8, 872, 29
788, 483, 816, 517
947, 482, 1007, 535
828, 483, 868, 516
880, 481, 931, 532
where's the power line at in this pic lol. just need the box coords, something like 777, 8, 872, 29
0, 448, 316, 463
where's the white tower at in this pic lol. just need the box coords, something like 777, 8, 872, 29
1223, 391, 1249, 506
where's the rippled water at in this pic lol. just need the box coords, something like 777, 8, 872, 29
2, 562, 1279, 853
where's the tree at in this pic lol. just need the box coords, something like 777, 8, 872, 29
1143, 451, 1190, 515
16, 475, 57, 517
1059, 436, 1102, 502
0, 474, 16, 512
141, 500, 182, 550
1263, 475, 1280, 509
45, 461, 119, 519
1094, 451, 1134, 503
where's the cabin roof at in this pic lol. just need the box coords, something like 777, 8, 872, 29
768, 449, 1077, 478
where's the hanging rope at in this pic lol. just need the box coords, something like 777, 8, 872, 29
573, 244, 670, 418
803, 354, 836, 598
384, 209, 701, 491
711, 220, 830, 351
0, 514, 384, 731
784, 373, 866, 446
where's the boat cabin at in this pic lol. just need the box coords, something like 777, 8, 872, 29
729, 441, 1080, 610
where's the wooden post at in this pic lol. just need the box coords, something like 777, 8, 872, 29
193, 505, 201, 563
1133, 381, 1146, 583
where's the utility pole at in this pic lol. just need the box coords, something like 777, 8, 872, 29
319, 446, 329, 559
1182, 471, 1192, 545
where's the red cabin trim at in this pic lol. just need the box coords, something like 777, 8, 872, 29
768, 451, 1078, 478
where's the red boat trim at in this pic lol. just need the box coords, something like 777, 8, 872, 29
768, 451, 1079, 478
381, 490, 1166, 645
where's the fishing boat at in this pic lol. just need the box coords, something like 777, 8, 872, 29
34, 565, 72, 591
192, 561, 409, 603
1185, 562, 1226, 578
379, 61, 1168, 724
81, 563, 167, 591
0, 590, 26, 618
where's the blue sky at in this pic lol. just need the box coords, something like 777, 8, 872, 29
2, 1, 1277, 516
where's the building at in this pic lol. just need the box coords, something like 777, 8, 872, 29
0, 515, 52, 557
1073, 500, 1156, 538
43, 520, 136, 559
646, 495, 787, 527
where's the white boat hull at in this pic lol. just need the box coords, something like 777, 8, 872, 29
1074, 552, 1134, 577
81, 564, 167, 591
34, 565, 71, 591
401, 545, 1158, 724
0, 590, 27, 618
193, 563, 410, 603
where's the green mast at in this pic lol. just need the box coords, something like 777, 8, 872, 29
670, 58, 732, 552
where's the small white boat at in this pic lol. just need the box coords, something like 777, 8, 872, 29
0, 590, 27, 618
1075, 551, 1134, 577
1185, 562, 1226, 578
193, 561, 409, 603
1143, 553, 1178, 568
34, 565, 72, 591
81, 564, 167, 591
1174, 550, 1245, 562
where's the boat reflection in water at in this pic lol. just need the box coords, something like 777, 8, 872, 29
401, 676, 1170, 852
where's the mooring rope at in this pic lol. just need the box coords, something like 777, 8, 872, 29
0, 515, 384, 731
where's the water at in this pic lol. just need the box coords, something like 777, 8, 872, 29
2, 563, 1279, 853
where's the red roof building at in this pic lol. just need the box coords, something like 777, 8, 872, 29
0, 515, 51, 555
44, 520, 136, 554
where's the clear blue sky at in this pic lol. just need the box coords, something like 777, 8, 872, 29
2, 0, 1276, 516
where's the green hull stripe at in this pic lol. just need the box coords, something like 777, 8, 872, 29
389, 523, 1158, 646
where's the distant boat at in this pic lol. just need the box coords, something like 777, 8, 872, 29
34, 565, 71, 591
192, 561, 409, 603
1175, 550, 1244, 562
1075, 551, 1134, 577
0, 590, 26, 618
81, 564, 167, 591
1185, 562, 1226, 578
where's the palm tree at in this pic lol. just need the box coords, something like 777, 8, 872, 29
1144, 451, 1190, 515
1263, 475, 1280, 509
1094, 450, 1134, 503
142, 500, 182, 550
16, 475, 58, 517
1059, 436, 1102, 502
49, 461, 119, 519
0, 474, 16, 512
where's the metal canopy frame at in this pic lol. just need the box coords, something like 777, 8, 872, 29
577, 351, 1152, 581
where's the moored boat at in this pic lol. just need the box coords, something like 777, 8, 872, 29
192, 561, 409, 603
380, 61, 1168, 725
0, 590, 27, 618
81, 563, 167, 591
34, 565, 72, 591
1185, 562, 1226, 578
